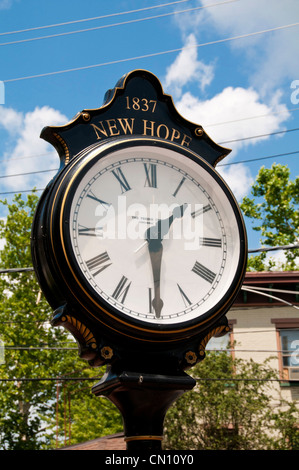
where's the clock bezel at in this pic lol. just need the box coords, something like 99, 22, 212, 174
47, 136, 247, 342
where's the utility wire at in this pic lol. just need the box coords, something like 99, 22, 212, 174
0, 376, 292, 382
205, 106, 298, 128
218, 150, 299, 167
1, 126, 299, 166
194, 377, 291, 382
248, 244, 299, 253
0, 0, 193, 36
242, 286, 299, 296
0, 377, 100, 382
2, 346, 297, 353
0, 245, 299, 274
0, 168, 57, 179
0, 152, 56, 163
0, 2, 237, 47
3, 21, 299, 83
0, 267, 34, 273
4, 346, 77, 350
241, 286, 299, 310
0, 189, 43, 195
218, 127, 299, 145
0, 148, 298, 180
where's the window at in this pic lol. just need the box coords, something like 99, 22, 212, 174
271, 319, 299, 382
280, 330, 299, 368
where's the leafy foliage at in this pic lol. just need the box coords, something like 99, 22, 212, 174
0, 190, 298, 450
240, 164, 299, 271
0, 193, 122, 449
163, 351, 299, 450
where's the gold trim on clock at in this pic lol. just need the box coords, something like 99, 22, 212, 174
48, 137, 247, 342
61, 314, 97, 349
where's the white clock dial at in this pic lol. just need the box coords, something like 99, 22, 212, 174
68, 142, 241, 326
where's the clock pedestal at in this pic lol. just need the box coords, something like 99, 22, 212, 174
92, 366, 196, 451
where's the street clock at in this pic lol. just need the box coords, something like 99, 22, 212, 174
31, 70, 247, 372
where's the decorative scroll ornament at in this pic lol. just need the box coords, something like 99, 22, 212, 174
198, 325, 230, 357
61, 314, 97, 350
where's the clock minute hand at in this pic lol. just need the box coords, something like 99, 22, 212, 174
145, 204, 187, 319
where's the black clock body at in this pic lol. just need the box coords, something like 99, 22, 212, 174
31, 135, 247, 373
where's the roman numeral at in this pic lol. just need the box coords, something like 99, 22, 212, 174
192, 261, 216, 284
78, 225, 96, 236
172, 177, 186, 197
111, 168, 131, 193
191, 204, 211, 218
86, 251, 112, 276
177, 284, 192, 307
144, 163, 157, 188
87, 191, 110, 208
200, 237, 222, 248
112, 276, 131, 303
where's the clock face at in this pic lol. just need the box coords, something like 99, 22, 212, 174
57, 138, 246, 334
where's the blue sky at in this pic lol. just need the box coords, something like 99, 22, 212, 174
0, 0, 298, 259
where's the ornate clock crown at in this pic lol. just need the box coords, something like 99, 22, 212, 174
40, 69, 231, 169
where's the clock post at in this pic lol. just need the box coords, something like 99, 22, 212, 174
31, 69, 247, 451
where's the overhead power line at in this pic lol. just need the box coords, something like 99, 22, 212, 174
0, 1, 238, 47
218, 150, 299, 166
0, 267, 34, 273
241, 286, 299, 310
1, 244, 298, 274
0, 376, 292, 383
1, 148, 298, 181
1, 126, 299, 166
3, 21, 299, 83
1, 126, 299, 168
0, 168, 57, 179
218, 127, 299, 144
0, 188, 44, 195
4, 346, 77, 350
0, 0, 193, 36
3, 345, 298, 353
206, 106, 298, 128
0, 377, 100, 382
242, 285, 299, 296
0, 152, 56, 163
248, 244, 299, 253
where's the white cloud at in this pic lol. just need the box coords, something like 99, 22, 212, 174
172, 86, 290, 199
0, 0, 14, 9
162, 0, 295, 201
164, 34, 214, 98
179, 0, 299, 95
0, 106, 68, 191
217, 163, 253, 202
176, 86, 290, 152
0, 106, 23, 135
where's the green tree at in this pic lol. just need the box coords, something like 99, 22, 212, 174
163, 351, 299, 450
240, 164, 299, 271
0, 193, 122, 449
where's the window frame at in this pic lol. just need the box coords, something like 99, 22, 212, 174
271, 318, 299, 383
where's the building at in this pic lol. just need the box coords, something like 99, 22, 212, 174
61, 271, 299, 450
223, 271, 299, 402
60, 433, 126, 451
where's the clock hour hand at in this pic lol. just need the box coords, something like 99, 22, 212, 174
147, 203, 188, 241
148, 240, 164, 318
144, 204, 187, 318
